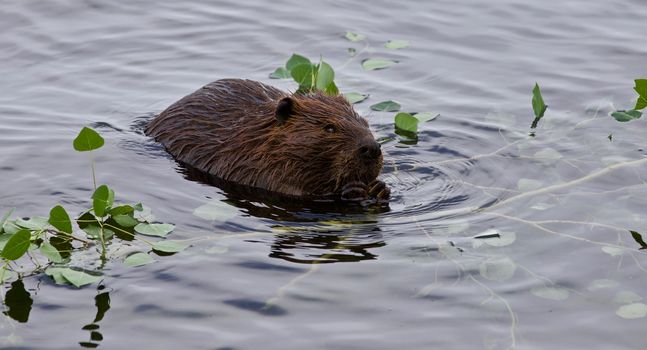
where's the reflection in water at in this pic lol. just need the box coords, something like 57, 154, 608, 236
79, 287, 111, 348
179, 162, 390, 222
270, 228, 386, 264
3, 280, 33, 323
181, 162, 388, 263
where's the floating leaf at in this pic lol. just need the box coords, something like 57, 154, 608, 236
370, 100, 401, 112
0, 208, 13, 234
49, 205, 72, 234
92, 185, 111, 217
113, 214, 138, 228
616, 303, 647, 319
44, 267, 69, 285
134, 223, 174, 237
587, 279, 618, 291
205, 245, 229, 254
531, 83, 547, 129
413, 112, 439, 123
291, 63, 315, 91
344, 31, 366, 42
39, 242, 64, 263
133, 204, 155, 223
2, 220, 20, 235
433, 221, 470, 236
534, 148, 562, 162
1, 229, 31, 261
285, 54, 311, 72
611, 110, 642, 122
601, 246, 624, 256
630, 230, 647, 249
315, 61, 335, 92
109, 205, 134, 216
394, 112, 419, 133
193, 201, 239, 221
385, 40, 410, 49
347, 48, 357, 56
635, 97, 647, 110
614, 291, 643, 304
0, 269, 17, 283
344, 92, 369, 104
634, 79, 647, 109
517, 178, 543, 192
269, 67, 291, 79
61, 269, 102, 288
531, 286, 570, 301
82, 225, 115, 240
152, 240, 188, 253
325, 80, 339, 95
73, 127, 104, 152
124, 252, 155, 267
361, 58, 397, 71
479, 256, 516, 281
16, 216, 49, 231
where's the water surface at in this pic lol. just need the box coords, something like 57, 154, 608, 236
1, 0, 647, 349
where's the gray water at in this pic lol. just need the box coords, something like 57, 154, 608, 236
1, 0, 647, 349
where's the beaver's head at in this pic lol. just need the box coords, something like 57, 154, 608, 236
270, 93, 383, 196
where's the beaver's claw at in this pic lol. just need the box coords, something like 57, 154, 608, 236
368, 180, 390, 201
341, 181, 368, 201
341, 180, 390, 202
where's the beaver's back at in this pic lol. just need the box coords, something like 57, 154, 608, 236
145, 79, 288, 175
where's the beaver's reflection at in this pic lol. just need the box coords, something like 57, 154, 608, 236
180, 163, 388, 263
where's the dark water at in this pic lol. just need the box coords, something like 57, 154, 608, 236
2, 0, 647, 349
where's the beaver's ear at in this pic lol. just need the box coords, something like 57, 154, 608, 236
275, 97, 294, 125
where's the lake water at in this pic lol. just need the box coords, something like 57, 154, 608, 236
1, 0, 647, 349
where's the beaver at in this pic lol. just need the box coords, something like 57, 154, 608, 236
145, 79, 390, 201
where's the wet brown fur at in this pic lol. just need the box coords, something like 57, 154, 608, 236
145, 79, 384, 197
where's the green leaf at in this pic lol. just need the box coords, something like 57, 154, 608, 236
344, 31, 366, 42
370, 100, 401, 112
616, 303, 647, 319
0, 208, 13, 234
291, 63, 315, 91
413, 112, 440, 123
635, 97, 647, 110
49, 205, 72, 234
286, 54, 311, 71
611, 110, 642, 122
362, 58, 397, 71
479, 256, 517, 281
325, 81, 339, 95
124, 252, 155, 267
1, 229, 31, 260
152, 240, 188, 253
315, 61, 335, 92
61, 269, 102, 288
269, 67, 291, 79
113, 214, 138, 228
73, 127, 104, 152
133, 204, 155, 222
531, 83, 547, 128
82, 225, 114, 240
385, 40, 410, 49
630, 231, 647, 250
2, 220, 20, 235
16, 216, 49, 231
92, 185, 111, 217
110, 205, 134, 216
44, 267, 69, 285
344, 92, 369, 104
0, 269, 17, 283
394, 112, 419, 133
634, 79, 647, 105
531, 286, 570, 301
134, 223, 174, 237
39, 242, 65, 263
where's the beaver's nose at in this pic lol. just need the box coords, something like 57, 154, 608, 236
359, 140, 382, 160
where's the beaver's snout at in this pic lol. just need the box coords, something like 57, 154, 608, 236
359, 140, 382, 161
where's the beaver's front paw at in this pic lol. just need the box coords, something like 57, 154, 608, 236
341, 181, 369, 201
368, 180, 390, 201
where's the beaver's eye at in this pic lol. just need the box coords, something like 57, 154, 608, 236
324, 124, 336, 133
